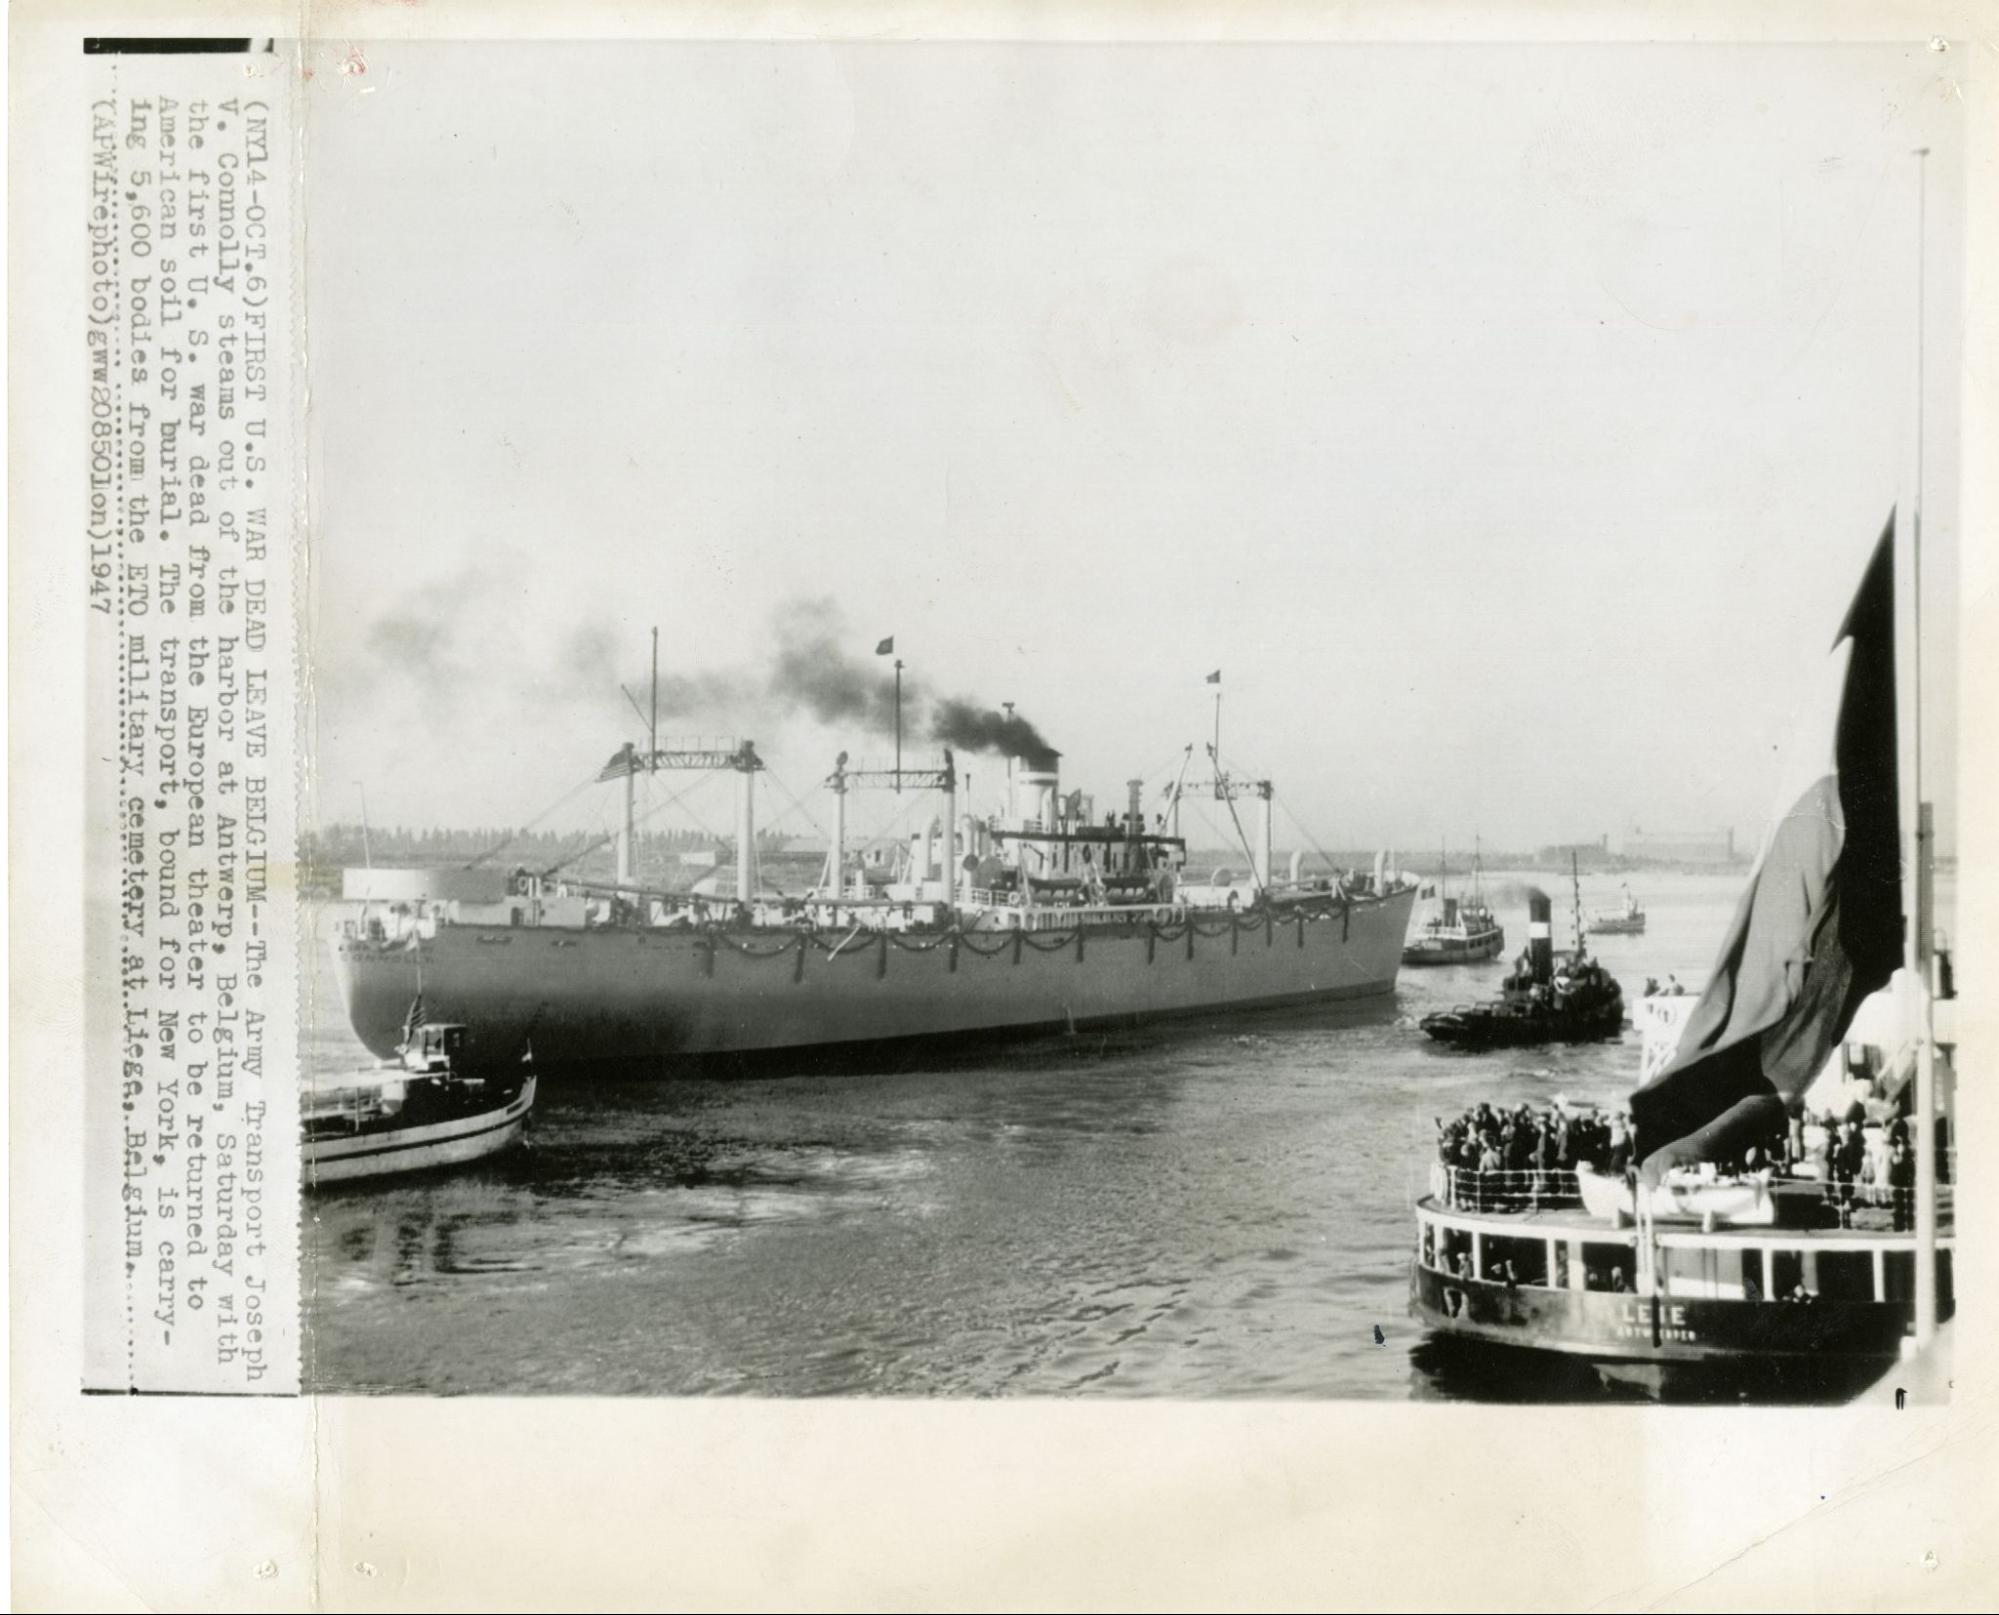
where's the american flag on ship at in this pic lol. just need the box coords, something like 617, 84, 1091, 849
597, 745, 641, 782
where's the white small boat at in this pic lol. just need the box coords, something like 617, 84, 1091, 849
304, 1022, 536, 1185
1575, 1162, 1776, 1226
1587, 885, 1647, 935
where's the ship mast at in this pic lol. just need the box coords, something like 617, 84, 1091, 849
1907, 146, 1940, 1349
612, 632, 663, 892
1166, 743, 1194, 838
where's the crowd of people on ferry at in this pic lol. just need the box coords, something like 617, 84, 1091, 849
1433, 1101, 1634, 1209
1728, 1098, 1948, 1230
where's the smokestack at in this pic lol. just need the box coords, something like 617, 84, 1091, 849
1528, 890, 1553, 984
1016, 764, 1059, 827
1126, 779, 1145, 841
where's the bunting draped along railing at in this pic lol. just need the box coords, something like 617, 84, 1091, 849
657, 890, 1374, 970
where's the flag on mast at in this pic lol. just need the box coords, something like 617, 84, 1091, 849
876, 636, 895, 656
597, 743, 641, 782
1631, 515, 1903, 1175
1206, 669, 1221, 684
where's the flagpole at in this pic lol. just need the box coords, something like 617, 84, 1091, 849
617, 740, 636, 889
894, 657, 904, 792
1908, 145, 1939, 1350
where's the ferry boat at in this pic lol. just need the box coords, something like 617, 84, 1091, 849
333, 726, 1418, 1076
1410, 505, 1955, 1400
1402, 843, 1505, 966
1410, 980, 1956, 1398
1587, 885, 1647, 936
304, 1021, 538, 1184
1418, 880, 1622, 1048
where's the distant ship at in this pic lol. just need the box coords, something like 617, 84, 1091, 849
334, 725, 1418, 1077
1588, 884, 1647, 936
1402, 842, 1505, 966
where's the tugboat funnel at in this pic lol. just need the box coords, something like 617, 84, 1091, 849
1528, 891, 1554, 984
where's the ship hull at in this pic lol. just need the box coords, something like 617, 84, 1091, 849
335, 890, 1416, 1076
1409, 1264, 1941, 1399
1420, 1000, 1624, 1049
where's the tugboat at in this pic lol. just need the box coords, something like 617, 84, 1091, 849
1402, 841, 1506, 966
1587, 884, 1647, 936
304, 1018, 537, 1185
1409, 511, 1955, 1400
1418, 870, 1622, 1048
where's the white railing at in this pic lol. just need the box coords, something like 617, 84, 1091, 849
961, 898, 1182, 932
1430, 1164, 1583, 1211
1429, 1158, 1959, 1226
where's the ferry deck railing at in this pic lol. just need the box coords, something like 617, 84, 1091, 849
1431, 1165, 1583, 1212
1431, 1155, 1958, 1225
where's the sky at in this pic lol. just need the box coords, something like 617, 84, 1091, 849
304, 40, 1966, 857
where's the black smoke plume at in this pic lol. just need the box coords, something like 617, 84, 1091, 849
356, 582, 1064, 763
930, 699, 1060, 769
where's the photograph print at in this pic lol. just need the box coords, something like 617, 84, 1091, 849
298, 34, 1967, 1403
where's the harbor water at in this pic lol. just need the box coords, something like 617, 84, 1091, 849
301, 871, 1945, 1397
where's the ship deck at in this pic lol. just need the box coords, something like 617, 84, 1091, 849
1417, 1165, 1955, 1247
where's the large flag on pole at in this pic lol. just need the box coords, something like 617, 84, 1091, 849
1206, 669, 1221, 684
1631, 515, 1903, 1175
876, 636, 895, 656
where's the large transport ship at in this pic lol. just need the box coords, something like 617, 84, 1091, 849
334, 740, 1418, 1076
